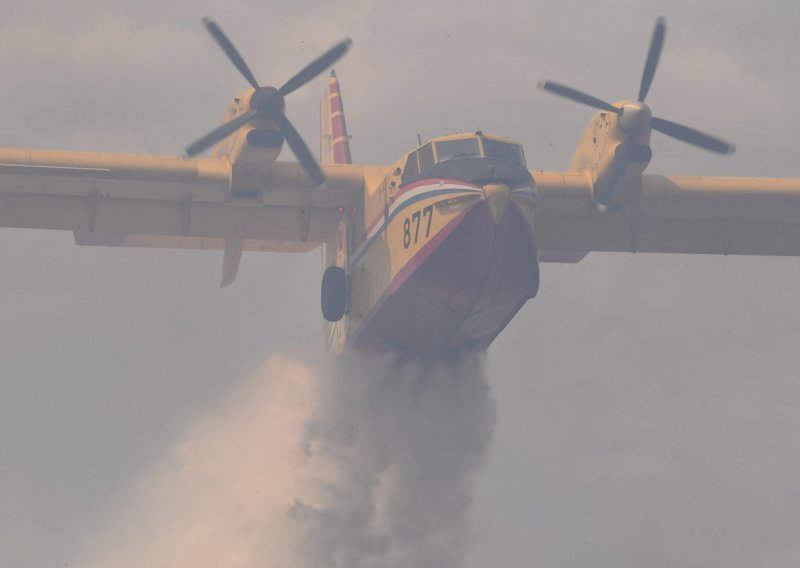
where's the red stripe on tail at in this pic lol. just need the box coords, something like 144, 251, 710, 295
320, 69, 352, 165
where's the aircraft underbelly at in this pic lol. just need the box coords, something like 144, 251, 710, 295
353, 200, 539, 356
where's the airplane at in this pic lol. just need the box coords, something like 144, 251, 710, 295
1, 17, 798, 358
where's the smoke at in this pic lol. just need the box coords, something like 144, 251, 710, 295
67, 351, 495, 568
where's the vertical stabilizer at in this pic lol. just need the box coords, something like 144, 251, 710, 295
320, 70, 353, 165
320, 70, 352, 355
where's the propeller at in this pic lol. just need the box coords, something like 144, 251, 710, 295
186, 18, 352, 186
539, 17, 735, 207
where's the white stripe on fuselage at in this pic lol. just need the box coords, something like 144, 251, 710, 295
349, 181, 537, 270
349, 181, 482, 268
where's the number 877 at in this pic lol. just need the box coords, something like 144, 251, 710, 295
402, 205, 434, 249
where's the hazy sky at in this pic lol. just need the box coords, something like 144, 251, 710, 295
2, 0, 800, 566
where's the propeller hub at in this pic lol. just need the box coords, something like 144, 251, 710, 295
251, 86, 285, 119
186, 18, 352, 182
618, 101, 652, 133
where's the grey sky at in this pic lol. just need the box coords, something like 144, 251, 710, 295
1, 0, 800, 566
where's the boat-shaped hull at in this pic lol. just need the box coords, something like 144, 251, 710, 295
353, 200, 539, 356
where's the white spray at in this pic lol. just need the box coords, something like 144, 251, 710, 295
69, 351, 495, 568
291, 351, 495, 567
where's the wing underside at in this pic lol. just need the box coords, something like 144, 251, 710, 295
0, 149, 370, 245
0, 148, 380, 284
534, 171, 800, 257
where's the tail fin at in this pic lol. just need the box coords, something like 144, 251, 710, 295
320, 69, 352, 165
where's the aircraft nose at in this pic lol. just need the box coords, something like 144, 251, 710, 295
482, 182, 510, 225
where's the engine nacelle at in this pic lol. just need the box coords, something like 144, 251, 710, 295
569, 101, 652, 206
212, 88, 285, 196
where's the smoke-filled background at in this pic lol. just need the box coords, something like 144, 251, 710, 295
2, 0, 800, 566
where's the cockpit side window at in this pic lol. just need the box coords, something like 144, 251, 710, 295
482, 138, 525, 167
435, 138, 480, 163
418, 143, 435, 172
401, 151, 420, 185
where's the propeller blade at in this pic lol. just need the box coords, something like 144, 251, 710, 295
596, 159, 627, 211
651, 116, 735, 154
538, 81, 621, 114
279, 38, 353, 97
185, 109, 257, 156
638, 16, 666, 102
203, 18, 260, 90
273, 112, 326, 186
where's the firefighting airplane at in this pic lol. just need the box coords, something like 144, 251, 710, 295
1, 18, 799, 357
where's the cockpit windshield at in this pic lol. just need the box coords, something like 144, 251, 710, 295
482, 138, 525, 167
435, 138, 481, 162
401, 135, 526, 185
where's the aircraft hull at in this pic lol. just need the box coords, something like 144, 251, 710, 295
352, 199, 539, 356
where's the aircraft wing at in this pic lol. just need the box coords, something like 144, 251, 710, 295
533, 171, 800, 258
0, 148, 375, 284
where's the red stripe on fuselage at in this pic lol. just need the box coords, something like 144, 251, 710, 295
352, 200, 539, 356
390, 178, 481, 204
363, 179, 481, 236
388, 208, 469, 295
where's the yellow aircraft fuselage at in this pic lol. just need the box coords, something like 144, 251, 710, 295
321, 132, 539, 357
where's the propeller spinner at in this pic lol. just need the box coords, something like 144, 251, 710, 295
539, 17, 735, 207
186, 18, 352, 187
